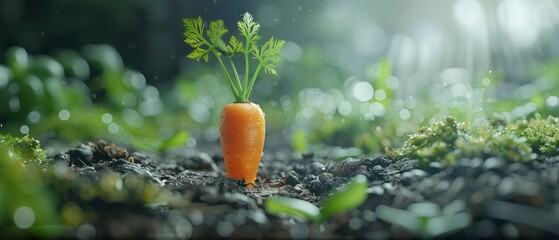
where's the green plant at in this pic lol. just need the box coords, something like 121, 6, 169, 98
0, 134, 58, 237
183, 12, 285, 186
183, 12, 285, 103
0, 45, 188, 153
0, 134, 47, 164
264, 174, 368, 222
387, 116, 542, 166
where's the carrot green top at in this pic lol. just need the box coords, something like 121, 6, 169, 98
183, 12, 285, 103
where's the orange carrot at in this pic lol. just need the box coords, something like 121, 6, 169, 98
183, 13, 284, 187
220, 102, 265, 187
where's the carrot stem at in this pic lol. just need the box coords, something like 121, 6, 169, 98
214, 52, 242, 102
228, 57, 245, 100
244, 63, 263, 100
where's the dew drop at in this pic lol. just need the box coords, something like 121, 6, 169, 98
20, 125, 29, 134
13, 206, 35, 229
58, 109, 70, 121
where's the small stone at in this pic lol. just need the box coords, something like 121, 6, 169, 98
130, 152, 152, 166
311, 162, 326, 172
303, 174, 317, 182
400, 171, 415, 187
286, 170, 300, 186
382, 182, 396, 191
508, 163, 529, 175
68, 144, 93, 166
318, 172, 333, 183
372, 165, 383, 172
426, 161, 443, 174
470, 157, 483, 168
307, 179, 323, 195
366, 186, 384, 195
332, 158, 363, 176
369, 156, 391, 167
410, 169, 428, 178
483, 157, 505, 170
497, 177, 516, 196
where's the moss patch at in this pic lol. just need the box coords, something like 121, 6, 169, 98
388, 115, 559, 167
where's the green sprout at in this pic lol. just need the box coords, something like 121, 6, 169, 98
264, 175, 368, 223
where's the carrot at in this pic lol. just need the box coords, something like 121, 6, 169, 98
220, 102, 265, 187
183, 13, 284, 187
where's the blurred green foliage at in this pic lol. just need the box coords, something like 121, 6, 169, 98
0, 133, 58, 237
0, 45, 189, 153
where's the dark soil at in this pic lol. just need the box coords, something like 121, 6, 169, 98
44, 140, 559, 239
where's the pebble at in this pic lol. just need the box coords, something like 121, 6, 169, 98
286, 170, 300, 186
382, 183, 396, 192
410, 169, 428, 178
369, 156, 391, 167
483, 157, 505, 170
497, 177, 516, 196
372, 165, 383, 172
400, 171, 415, 187
426, 161, 443, 174
68, 144, 94, 166
366, 186, 384, 196
508, 163, 529, 175
311, 162, 326, 172
318, 173, 333, 183
307, 179, 323, 195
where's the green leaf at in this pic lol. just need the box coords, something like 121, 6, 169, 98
227, 36, 243, 55
254, 37, 285, 75
6, 46, 29, 77
319, 174, 368, 221
159, 130, 189, 153
208, 20, 229, 55
207, 20, 228, 44
183, 17, 205, 48
238, 12, 261, 47
264, 196, 321, 222
186, 48, 210, 62
183, 17, 212, 62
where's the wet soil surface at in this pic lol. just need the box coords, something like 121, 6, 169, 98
44, 140, 559, 239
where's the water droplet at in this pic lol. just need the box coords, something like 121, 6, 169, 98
108, 123, 119, 134
28, 111, 41, 123
58, 109, 70, 121
102, 113, 113, 124
13, 206, 35, 229
20, 125, 29, 134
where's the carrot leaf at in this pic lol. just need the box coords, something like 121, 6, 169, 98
183, 12, 284, 102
